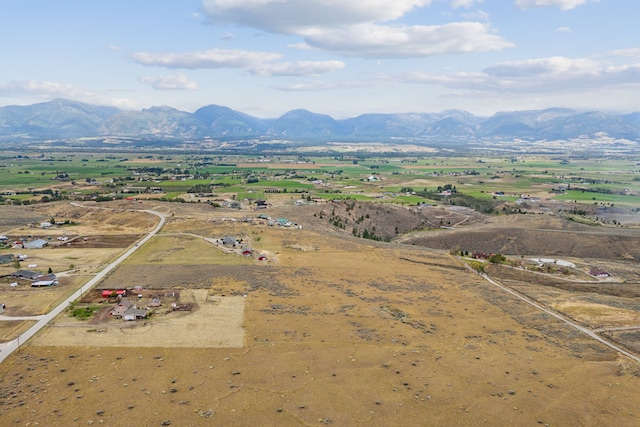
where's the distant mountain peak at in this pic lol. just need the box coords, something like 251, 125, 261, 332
0, 99, 638, 143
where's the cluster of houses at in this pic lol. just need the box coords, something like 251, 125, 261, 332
219, 235, 268, 261
1, 234, 50, 249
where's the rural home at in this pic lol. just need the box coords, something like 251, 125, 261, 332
0, 254, 14, 264
11, 270, 42, 280
111, 299, 134, 318
590, 267, 611, 278
123, 307, 148, 321
31, 278, 58, 287
23, 239, 48, 249
222, 236, 238, 246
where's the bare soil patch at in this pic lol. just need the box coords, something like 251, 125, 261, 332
34, 290, 245, 348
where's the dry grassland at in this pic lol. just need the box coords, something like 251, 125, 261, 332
1, 202, 639, 426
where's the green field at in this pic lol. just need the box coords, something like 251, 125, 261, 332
2, 151, 640, 212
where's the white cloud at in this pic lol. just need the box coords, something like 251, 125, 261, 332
402, 56, 640, 94
461, 9, 490, 21
0, 80, 138, 109
288, 42, 313, 50
130, 48, 281, 69
201, 0, 510, 58
607, 48, 640, 58
514, 0, 594, 10
273, 78, 387, 92
556, 26, 573, 33
0, 80, 98, 100
302, 22, 513, 58
139, 73, 198, 90
249, 60, 345, 76
451, 0, 483, 8
202, 0, 431, 32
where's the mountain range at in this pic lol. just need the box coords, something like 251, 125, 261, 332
0, 98, 638, 143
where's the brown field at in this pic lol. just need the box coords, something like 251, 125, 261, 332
1, 201, 639, 426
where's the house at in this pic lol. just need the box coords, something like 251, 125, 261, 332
40, 222, 53, 228
222, 236, 238, 246
123, 307, 148, 321
24, 239, 48, 249
0, 254, 14, 264
111, 299, 135, 317
11, 270, 42, 280
590, 267, 610, 278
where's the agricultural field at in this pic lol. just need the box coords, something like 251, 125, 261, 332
0, 150, 640, 426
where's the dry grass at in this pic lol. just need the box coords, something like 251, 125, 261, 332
1, 201, 640, 426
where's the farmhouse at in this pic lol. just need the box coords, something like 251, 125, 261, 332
590, 267, 611, 278
11, 270, 42, 280
110, 299, 134, 318
222, 236, 238, 246
23, 239, 48, 249
0, 254, 14, 264
123, 307, 148, 321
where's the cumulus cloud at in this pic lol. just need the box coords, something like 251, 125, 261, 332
249, 60, 345, 76
201, 0, 511, 58
202, 0, 430, 32
138, 73, 198, 90
130, 48, 281, 69
301, 22, 512, 58
514, 0, 594, 10
402, 56, 640, 94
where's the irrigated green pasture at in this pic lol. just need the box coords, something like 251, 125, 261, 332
1, 151, 640, 209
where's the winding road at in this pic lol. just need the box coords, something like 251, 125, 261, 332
0, 205, 165, 363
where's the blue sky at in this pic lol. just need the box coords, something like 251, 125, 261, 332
0, 0, 638, 118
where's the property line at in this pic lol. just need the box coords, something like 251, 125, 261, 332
477, 272, 640, 363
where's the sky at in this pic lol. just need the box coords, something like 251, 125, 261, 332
0, 0, 639, 118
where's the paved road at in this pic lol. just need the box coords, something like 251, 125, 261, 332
0, 206, 165, 363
